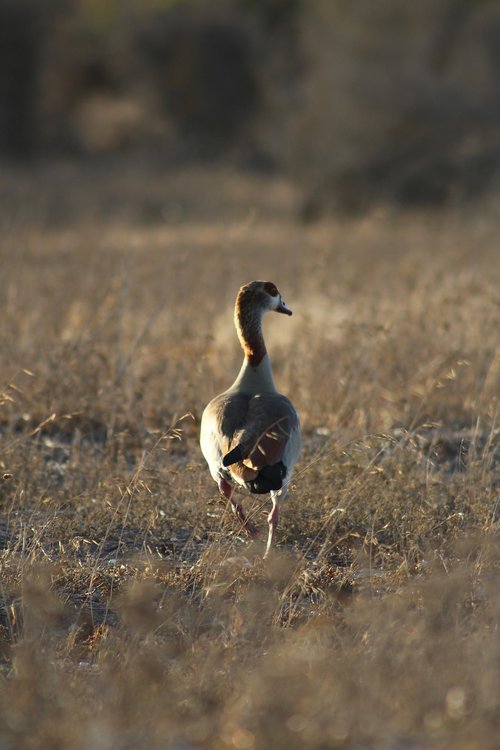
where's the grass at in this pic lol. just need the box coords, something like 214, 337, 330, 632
0, 160, 499, 749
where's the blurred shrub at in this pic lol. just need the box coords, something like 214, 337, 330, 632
0, 0, 265, 157
0, 0, 298, 158
0, 0, 499, 211
136, 4, 260, 152
0, 0, 48, 156
290, 0, 500, 215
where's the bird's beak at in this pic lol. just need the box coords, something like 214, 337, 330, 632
276, 299, 292, 315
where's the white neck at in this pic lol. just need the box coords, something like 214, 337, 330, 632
228, 353, 277, 394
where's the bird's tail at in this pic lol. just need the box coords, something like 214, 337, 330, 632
223, 444, 245, 467
223, 416, 290, 469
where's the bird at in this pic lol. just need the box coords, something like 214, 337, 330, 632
200, 280, 301, 558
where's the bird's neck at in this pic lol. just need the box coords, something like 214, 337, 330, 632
235, 300, 267, 367
230, 353, 276, 394
231, 300, 276, 393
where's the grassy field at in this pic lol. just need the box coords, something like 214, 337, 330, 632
0, 161, 499, 749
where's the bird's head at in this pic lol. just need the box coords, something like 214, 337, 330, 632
237, 280, 292, 317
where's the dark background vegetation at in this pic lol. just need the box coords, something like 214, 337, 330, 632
2, 0, 500, 214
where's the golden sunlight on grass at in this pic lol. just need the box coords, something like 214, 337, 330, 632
0, 165, 499, 749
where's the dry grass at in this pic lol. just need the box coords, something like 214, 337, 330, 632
0, 161, 499, 749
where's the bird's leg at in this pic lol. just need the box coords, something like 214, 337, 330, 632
263, 496, 280, 559
231, 498, 260, 538
218, 477, 259, 537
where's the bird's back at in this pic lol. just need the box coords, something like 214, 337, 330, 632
200, 389, 300, 492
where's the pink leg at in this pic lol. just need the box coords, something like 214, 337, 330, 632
218, 478, 259, 538
263, 498, 280, 559
231, 499, 260, 537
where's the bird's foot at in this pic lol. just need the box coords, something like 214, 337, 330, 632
231, 500, 260, 538
243, 518, 260, 538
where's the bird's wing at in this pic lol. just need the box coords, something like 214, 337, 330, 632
227, 393, 299, 474
201, 391, 300, 487
200, 392, 256, 482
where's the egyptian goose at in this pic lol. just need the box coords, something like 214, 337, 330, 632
200, 280, 301, 558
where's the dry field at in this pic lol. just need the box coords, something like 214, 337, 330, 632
0, 161, 499, 749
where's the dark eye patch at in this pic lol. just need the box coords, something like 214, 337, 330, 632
264, 282, 279, 297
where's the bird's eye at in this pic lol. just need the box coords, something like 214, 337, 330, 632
264, 282, 279, 297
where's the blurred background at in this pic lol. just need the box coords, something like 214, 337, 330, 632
2, 0, 500, 218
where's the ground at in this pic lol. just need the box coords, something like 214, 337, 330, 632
0, 160, 499, 749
